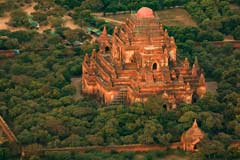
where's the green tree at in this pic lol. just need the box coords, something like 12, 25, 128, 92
199, 139, 225, 160
9, 9, 30, 27
233, 26, 240, 40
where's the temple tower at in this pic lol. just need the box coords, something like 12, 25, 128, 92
82, 7, 206, 107
181, 119, 204, 151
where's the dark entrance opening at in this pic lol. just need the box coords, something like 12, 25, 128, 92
192, 93, 198, 103
169, 58, 173, 69
194, 143, 199, 150
105, 46, 110, 52
102, 95, 105, 103
152, 63, 157, 70
163, 104, 167, 110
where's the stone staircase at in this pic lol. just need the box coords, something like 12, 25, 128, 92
111, 87, 128, 105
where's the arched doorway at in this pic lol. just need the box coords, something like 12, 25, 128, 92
163, 104, 167, 110
152, 63, 157, 70
105, 46, 110, 52
192, 93, 198, 103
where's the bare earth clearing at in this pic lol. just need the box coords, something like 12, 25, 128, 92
63, 15, 80, 30
22, 2, 36, 15
102, 8, 197, 27
0, 2, 80, 33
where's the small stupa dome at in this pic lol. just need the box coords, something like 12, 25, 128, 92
136, 7, 154, 18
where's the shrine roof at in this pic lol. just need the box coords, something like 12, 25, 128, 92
182, 119, 204, 143
136, 7, 155, 18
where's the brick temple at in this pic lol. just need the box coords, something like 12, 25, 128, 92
180, 119, 204, 151
82, 7, 206, 108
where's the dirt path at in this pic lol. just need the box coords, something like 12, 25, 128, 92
159, 155, 190, 160
94, 16, 124, 25
22, 144, 168, 157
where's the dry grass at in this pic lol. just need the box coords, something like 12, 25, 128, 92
105, 8, 197, 27
206, 81, 218, 94
156, 8, 197, 27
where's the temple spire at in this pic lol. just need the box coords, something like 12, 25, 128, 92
170, 36, 175, 44
199, 73, 205, 86
98, 25, 108, 42
91, 49, 96, 59
192, 119, 198, 128
102, 25, 107, 36
194, 56, 199, 67
98, 26, 111, 52
162, 91, 169, 99
192, 64, 197, 77
171, 70, 176, 79
113, 26, 118, 34
185, 82, 191, 91
178, 73, 184, 84
164, 29, 168, 37
84, 54, 89, 62
183, 57, 189, 70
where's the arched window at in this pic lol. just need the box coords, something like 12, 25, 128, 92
152, 63, 157, 70
105, 46, 110, 51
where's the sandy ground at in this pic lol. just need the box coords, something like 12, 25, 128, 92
63, 15, 80, 30
22, 2, 37, 14
224, 35, 234, 41
0, 2, 81, 33
0, 12, 28, 31
0, 3, 37, 32
37, 25, 52, 33
0, 12, 11, 30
